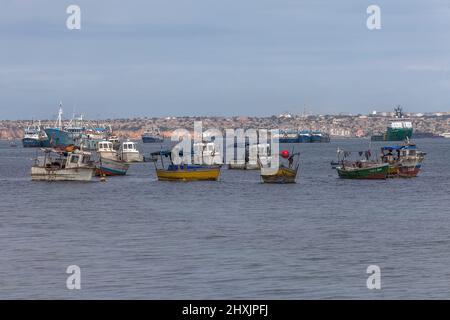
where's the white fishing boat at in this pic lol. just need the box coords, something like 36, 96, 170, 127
96, 140, 130, 176
246, 143, 272, 170
119, 140, 143, 163
97, 157, 130, 176
107, 135, 121, 150
31, 148, 96, 181
97, 140, 118, 161
193, 142, 222, 165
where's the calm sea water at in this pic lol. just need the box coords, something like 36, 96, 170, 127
0, 138, 449, 299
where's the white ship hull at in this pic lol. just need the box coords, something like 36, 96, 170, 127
31, 167, 95, 181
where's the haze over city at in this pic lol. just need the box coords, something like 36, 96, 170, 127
1, 0, 449, 119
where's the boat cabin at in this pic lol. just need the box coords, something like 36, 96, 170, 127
98, 141, 114, 152
36, 150, 93, 170
121, 141, 138, 153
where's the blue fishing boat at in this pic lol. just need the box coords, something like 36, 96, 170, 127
142, 126, 164, 143
45, 104, 110, 149
22, 121, 49, 148
44, 106, 77, 147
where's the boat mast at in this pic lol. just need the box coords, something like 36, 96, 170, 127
55, 102, 63, 129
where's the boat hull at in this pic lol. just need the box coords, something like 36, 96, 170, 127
261, 167, 297, 183
156, 166, 220, 181
96, 158, 129, 176
337, 164, 389, 179
120, 152, 143, 163
228, 162, 246, 170
279, 134, 329, 143
387, 164, 399, 177
398, 164, 421, 178
142, 136, 163, 143
371, 128, 413, 141
386, 127, 413, 141
279, 137, 300, 143
44, 128, 77, 148
31, 167, 95, 181
22, 138, 42, 148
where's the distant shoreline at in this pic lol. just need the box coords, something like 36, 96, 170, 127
1, 113, 450, 140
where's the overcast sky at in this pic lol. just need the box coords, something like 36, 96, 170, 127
1, 0, 449, 119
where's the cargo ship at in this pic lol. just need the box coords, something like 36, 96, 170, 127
371, 106, 413, 141
277, 130, 330, 143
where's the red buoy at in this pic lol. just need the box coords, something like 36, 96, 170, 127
281, 150, 290, 159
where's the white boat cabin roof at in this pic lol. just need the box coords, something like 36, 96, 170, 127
97, 140, 114, 151
121, 141, 138, 151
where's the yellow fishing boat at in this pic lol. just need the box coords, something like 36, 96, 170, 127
156, 165, 220, 181
150, 150, 220, 181
260, 150, 300, 184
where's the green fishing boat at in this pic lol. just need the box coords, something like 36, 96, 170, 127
336, 162, 389, 179
335, 148, 389, 179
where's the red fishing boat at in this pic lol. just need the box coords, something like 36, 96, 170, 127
380, 140, 426, 178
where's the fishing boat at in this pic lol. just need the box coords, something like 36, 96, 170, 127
119, 140, 143, 163
97, 157, 129, 176
150, 150, 220, 181
335, 148, 388, 179
96, 140, 129, 176
336, 162, 389, 179
82, 126, 111, 151
227, 142, 248, 169
228, 162, 246, 169
260, 150, 300, 184
10, 140, 18, 148
31, 148, 96, 181
193, 142, 222, 165
142, 126, 164, 143
107, 135, 121, 150
44, 106, 81, 148
246, 143, 271, 170
22, 121, 49, 148
97, 140, 118, 160
45, 104, 112, 149
381, 140, 426, 178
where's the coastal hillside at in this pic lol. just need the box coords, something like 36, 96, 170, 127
1, 113, 450, 140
